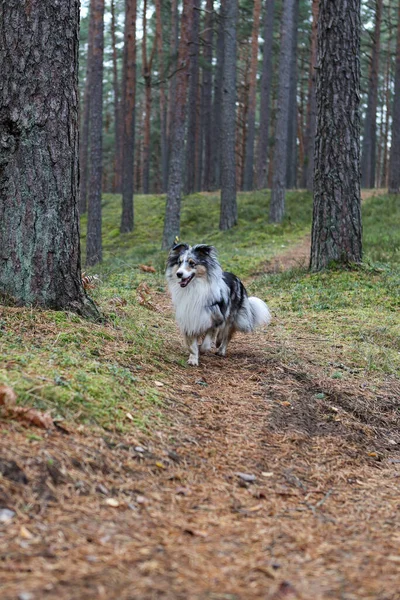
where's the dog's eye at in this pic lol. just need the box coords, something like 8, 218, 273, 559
188, 260, 196, 267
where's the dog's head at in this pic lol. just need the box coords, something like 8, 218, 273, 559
166, 243, 217, 288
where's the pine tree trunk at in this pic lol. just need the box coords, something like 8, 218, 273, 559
120, 0, 137, 232
155, 0, 168, 192
0, 0, 98, 317
86, 0, 105, 266
162, 0, 194, 249
211, 2, 225, 191
389, 0, 400, 194
220, 0, 238, 230
111, 0, 121, 194
382, 41, 392, 188
202, 0, 214, 191
79, 1, 95, 214
166, 0, 179, 176
269, 0, 297, 223
361, 0, 383, 189
142, 0, 154, 195
286, 0, 299, 189
243, 0, 262, 191
310, 0, 362, 271
255, 0, 275, 190
301, 0, 319, 191
185, 0, 201, 196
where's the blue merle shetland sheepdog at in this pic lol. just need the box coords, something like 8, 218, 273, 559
166, 243, 271, 366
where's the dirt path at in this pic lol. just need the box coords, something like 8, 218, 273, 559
1, 222, 400, 600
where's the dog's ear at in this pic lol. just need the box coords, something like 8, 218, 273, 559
192, 244, 216, 258
167, 242, 189, 266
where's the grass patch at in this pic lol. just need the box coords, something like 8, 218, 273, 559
1, 189, 399, 430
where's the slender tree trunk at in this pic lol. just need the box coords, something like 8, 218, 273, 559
120, 0, 137, 233
86, 0, 105, 266
111, 0, 121, 193
79, 2, 95, 214
155, 0, 168, 192
301, 0, 319, 191
286, 0, 299, 189
382, 39, 392, 188
361, 0, 383, 189
269, 0, 297, 223
255, 0, 275, 190
202, 0, 214, 191
195, 79, 203, 192
0, 0, 98, 317
220, 0, 238, 230
211, 2, 225, 190
310, 0, 362, 271
162, 0, 194, 249
142, 0, 155, 195
389, 0, 400, 194
185, 0, 201, 196
243, 0, 262, 191
167, 0, 179, 174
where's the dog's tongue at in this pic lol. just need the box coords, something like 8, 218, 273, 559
180, 275, 193, 288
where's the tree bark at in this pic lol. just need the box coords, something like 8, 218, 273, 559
202, 0, 214, 191
301, 0, 319, 191
220, 0, 238, 230
120, 0, 137, 232
86, 0, 105, 266
162, 0, 194, 249
211, 2, 225, 190
142, 0, 155, 195
269, 0, 297, 223
155, 0, 168, 192
243, 0, 262, 191
310, 0, 362, 271
111, 0, 121, 193
285, 0, 299, 189
79, 2, 95, 214
166, 0, 179, 176
388, 0, 400, 194
0, 0, 98, 317
255, 0, 275, 190
185, 0, 201, 196
360, 0, 383, 189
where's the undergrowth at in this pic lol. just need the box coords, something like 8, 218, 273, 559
0, 190, 399, 432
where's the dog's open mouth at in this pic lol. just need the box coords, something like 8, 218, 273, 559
179, 273, 195, 288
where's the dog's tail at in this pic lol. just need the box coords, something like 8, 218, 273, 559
248, 297, 271, 329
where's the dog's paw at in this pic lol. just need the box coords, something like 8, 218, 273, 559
216, 347, 226, 357
200, 341, 212, 354
188, 355, 199, 366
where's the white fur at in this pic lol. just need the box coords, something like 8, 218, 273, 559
248, 296, 271, 328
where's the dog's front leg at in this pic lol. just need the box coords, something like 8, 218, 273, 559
185, 336, 200, 366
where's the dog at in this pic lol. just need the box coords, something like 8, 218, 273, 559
166, 243, 271, 366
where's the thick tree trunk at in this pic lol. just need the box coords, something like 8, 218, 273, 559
162, 0, 194, 249
389, 0, 400, 194
86, 0, 105, 267
255, 0, 275, 190
202, 0, 214, 191
0, 0, 98, 317
361, 0, 383, 189
185, 0, 201, 196
79, 3, 95, 214
111, 0, 121, 193
243, 0, 262, 191
120, 0, 137, 232
211, 2, 225, 190
285, 0, 299, 189
310, 0, 362, 271
301, 0, 319, 191
155, 0, 168, 192
269, 0, 297, 223
220, 0, 238, 230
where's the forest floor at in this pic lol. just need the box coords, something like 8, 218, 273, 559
1, 190, 400, 599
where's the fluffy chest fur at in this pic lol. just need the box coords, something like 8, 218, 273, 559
167, 276, 222, 336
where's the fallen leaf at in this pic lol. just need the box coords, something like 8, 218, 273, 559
262, 472, 274, 478
155, 461, 166, 469
139, 265, 156, 273
388, 555, 400, 563
236, 472, 256, 483
105, 498, 120, 508
0, 385, 17, 407
253, 565, 277, 579
154, 381, 164, 387
126, 412, 134, 421
20, 526, 34, 540
183, 528, 208, 538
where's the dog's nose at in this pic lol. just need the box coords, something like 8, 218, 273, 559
177, 271, 183, 278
